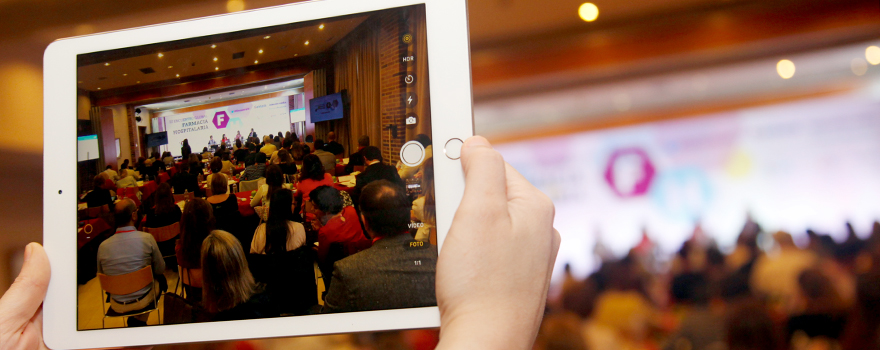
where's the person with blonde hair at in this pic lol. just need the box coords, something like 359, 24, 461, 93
206, 173, 242, 240
201, 230, 275, 320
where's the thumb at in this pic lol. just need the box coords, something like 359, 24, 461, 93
0, 243, 51, 329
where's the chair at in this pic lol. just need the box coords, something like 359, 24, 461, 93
174, 267, 203, 301
78, 204, 108, 220
158, 172, 171, 183
144, 223, 180, 249
239, 178, 262, 192
97, 266, 160, 328
117, 187, 141, 207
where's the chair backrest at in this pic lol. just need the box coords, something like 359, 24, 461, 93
172, 192, 194, 203
144, 222, 180, 243
239, 179, 261, 192
180, 267, 203, 288
78, 204, 107, 220
98, 265, 153, 295
158, 172, 171, 183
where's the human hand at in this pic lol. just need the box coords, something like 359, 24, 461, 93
435, 136, 560, 350
0, 243, 50, 350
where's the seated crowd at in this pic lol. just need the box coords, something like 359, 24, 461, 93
81, 131, 438, 327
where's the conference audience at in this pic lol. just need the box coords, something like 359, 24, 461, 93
144, 183, 182, 229
201, 230, 277, 321
322, 180, 437, 313
83, 175, 113, 208
240, 152, 267, 181
233, 139, 248, 164
344, 135, 370, 173
295, 154, 333, 205
250, 189, 306, 254
220, 153, 234, 175
309, 185, 370, 287
162, 151, 174, 166
205, 157, 224, 185
171, 161, 199, 195
188, 154, 204, 174
260, 136, 277, 156
201, 147, 212, 160
324, 131, 344, 156
206, 173, 243, 241
312, 138, 336, 172
96, 199, 166, 327
176, 198, 215, 300
103, 164, 119, 181
275, 149, 298, 176
411, 157, 435, 242
250, 164, 284, 221
115, 169, 138, 188
398, 134, 433, 179
352, 146, 404, 208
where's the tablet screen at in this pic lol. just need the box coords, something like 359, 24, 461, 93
74, 4, 437, 329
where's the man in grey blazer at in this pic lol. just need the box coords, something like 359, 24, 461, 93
323, 180, 437, 313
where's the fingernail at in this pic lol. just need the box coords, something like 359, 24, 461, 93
24, 243, 33, 264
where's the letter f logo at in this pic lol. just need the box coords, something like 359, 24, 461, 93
213, 111, 230, 129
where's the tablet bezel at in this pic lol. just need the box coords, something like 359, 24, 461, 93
43, 0, 472, 347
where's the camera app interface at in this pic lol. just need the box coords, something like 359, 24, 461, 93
74, 4, 436, 329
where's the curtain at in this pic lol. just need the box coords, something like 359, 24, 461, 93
326, 20, 381, 157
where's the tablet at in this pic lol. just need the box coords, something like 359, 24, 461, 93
43, 0, 473, 347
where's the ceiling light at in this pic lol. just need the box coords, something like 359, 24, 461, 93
226, 0, 245, 12
319, 24, 325, 30
294, 54, 298, 57
264, 35, 271, 39
158, 53, 164, 58
104, 62, 110, 66
168, 65, 173, 69
123, 73, 127, 76
254, 60, 259, 64
215, 67, 219, 71
258, 49, 263, 54
777, 59, 795, 79
136, 81, 140, 83
211, 44, 217, 49
304, 40, 309, 45
579, 3, 599, 22
97, 87, 101, 90
867, 46, 880, 65
176, 74, 180, 77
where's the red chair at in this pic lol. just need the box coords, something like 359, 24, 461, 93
117, 187, 141, 207
158, 172, 171, 183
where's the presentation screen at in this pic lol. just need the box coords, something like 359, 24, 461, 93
144, 132, 168, 148
309, 92, 345, 123
164, 96, 291, 156
76, 135, 99, 162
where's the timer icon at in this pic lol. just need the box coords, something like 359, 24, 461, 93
404, 74, 415, 84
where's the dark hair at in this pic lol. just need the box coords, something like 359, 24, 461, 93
301, 154, 325, 181
358, 135, 370, 147
221, 152, 230, 161
282, 138, 293, 149
255, 152, 267, 164
311, 185, 343, 215
291, 133, 299, 142
301, 144, 311, 155
274, 136, 281, 143
183, 139, 189, 146
162, 151, 172, 159
203, 147, 209, 152
114, 199, 137, 227
415, 134, 432, 147
247, 142, 257, 152
277, 149, 293, 164
120, 159, 130, 169
153, 182, 176, 215
264, 189, 294, 255
219, 144, 227, 152
210, 157, 223, 173
151, 151, 161, 160
359, 180, 409, 237
93, 174, 105, 188
313, 139, 324, 151
210, 172, 228, 195
305, 134, 314, 142
362, 146, 382, 162
235, 139, 242, 149
264, 164, 284, 200
180, 161, 190, 173
181, 199, 215, 267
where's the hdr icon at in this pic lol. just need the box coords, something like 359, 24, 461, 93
213, 111, 230, 129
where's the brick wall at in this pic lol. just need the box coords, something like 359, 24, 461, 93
378, 10, 407, 164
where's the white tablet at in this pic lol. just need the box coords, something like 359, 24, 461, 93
43, 0, 473, 348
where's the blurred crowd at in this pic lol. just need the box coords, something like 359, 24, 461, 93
538, 219, 880, 350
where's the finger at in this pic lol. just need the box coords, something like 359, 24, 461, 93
459, 136, 508, 209
503, 162, 555, 219
0, 243, 51, 330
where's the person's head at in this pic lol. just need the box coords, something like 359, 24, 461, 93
263, 135, 272, 144
93, 174, 105, 189
121, 159, 129, 167
285, 131, 290, 139
247, 142, 257, 153
301, 154, 325, 181
221, 152, 230, 161
310, 185, 343, 216
359, 180, 409, 238
210, 157, 223, 173
362, 146, 382, 163
265, 189, 294, 255
282, 138, 293, 149
327, 132, 336, 141
162, 151, 171, 159
137, 157, 146, 166
278, 132, 283, 138
265, 164, 283, 188
113, 199, 137, 228
183, 139, 189, 146
180, 160, 190, 173
189, 153, 200, 164
250, 128, 254, 132
151, 151, 160, 160
237, 131, 241, 135
301, 144, 311, 155
154, 182, 175, 214
203, 147, 209, 153
234, 139, 242, 149
181, 198, 215, 267
291, 132, 299, 142
305, 134, 314, 142
119, 169, 128, 178
105, 164, 114, 170
201, 230, 254, 313
277, 149, 293, 164
314, 139, 324, 151
358, 135, 370, 147
219, 144, 227, 152
210, 135, 214, 139
210, 172, 228, 195
274, 136, 281, 143
415, 134, 432, 147
222, 134, 226, 138
255, 152, 267, 165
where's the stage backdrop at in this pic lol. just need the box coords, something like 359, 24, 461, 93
164, 96, 291, 156
495, 91, 880, 280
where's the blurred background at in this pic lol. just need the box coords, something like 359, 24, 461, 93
2, 0, 880, 349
